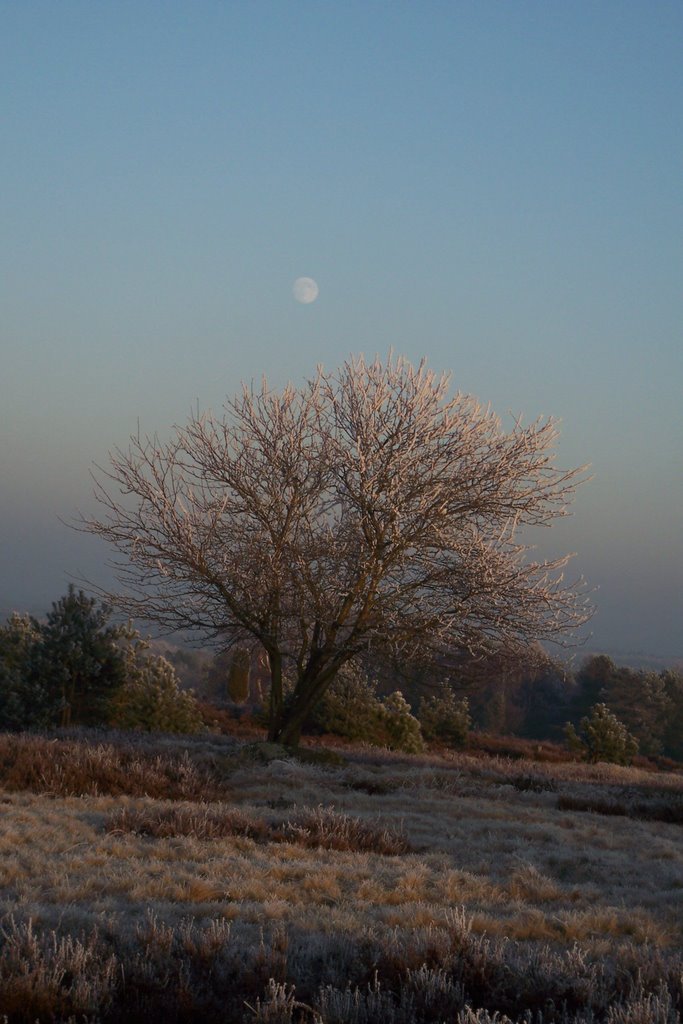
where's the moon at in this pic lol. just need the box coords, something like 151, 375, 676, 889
293, 276, 319, 304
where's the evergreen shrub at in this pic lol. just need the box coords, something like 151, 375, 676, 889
310, 664, 424, 753
110, 645, 205, 734
564, 703, 639, 765
419, 683, 471, 748
0, 613, 57, 730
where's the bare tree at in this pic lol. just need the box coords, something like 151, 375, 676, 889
81, 354, 592, 746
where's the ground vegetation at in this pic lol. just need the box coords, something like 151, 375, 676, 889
0, 728, 681, 1022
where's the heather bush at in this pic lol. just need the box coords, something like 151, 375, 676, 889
106, 801, 412, 855
565, 703, 639, 765
419, 684, 471, 748
106, 802, 269, 842
0, 917, 118, 1023
0, 732, 221, 799
1, 911, 680, 1024
557, 790, 683, 824
0, 726, 681, 1024
271, 804, 413, 854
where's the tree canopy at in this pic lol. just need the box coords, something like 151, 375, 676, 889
82, 353, 592, 744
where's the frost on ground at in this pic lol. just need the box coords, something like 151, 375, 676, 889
0, 730, 681, 1023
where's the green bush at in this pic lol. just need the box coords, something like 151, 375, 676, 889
0, 659, 57, 731
0, 612, 40, 671
564, 703, 639, 765
0, 593, 206, 735
0, 613, 61, 730
308, 663, 386, 743
419, 684, 471, 748
310, 664, 424, 753
380, 690, 425, 754
110, 645, 205, 734
32, 587, 128, 727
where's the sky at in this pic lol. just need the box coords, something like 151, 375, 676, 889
1, 1, 681, 660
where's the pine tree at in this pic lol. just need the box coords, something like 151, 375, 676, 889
0, 613, 56, 730
111, 641, 204, 734
565, 703, 639, 765
35, 586, 127, 726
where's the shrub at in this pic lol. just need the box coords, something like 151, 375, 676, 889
0, 612, 40, 673
0, 733, 220, 799
106, 802, 268, 842
308, 663, 385, 742
0, 590, 129, 729
309, 664, 424, 753
1, 594, 208, 734
1, 910, 682, 1024
279, 804, 412, 856
564, 703, 639, 765
380, 690, 425, 754
0, 661, 55, 732
110, 645, 205, 734
106, 802, 412, 855
419, 684, 471, 748
0, 614, 58, 730
557, 792, 683, 824
33, 586, 128, 727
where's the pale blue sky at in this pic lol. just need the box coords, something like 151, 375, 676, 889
1, 2, 681, 658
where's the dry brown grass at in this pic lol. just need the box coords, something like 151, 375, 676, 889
0, 728, 681, 1022
105, 801, 412, 854
557, 790, 683, 824
0, 732, 227, 800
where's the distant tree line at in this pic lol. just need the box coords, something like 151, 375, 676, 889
1, 588, 681, 765
198, 641, 682, 763
565, 653, 683, 761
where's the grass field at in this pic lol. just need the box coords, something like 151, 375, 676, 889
0, 730, 682, 1023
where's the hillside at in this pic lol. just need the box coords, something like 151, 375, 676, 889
0, 729, 681, 1022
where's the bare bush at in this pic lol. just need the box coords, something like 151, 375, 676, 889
3, 909, 678, 1024
0, 917, 118, 1023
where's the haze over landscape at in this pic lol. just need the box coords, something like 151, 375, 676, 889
1, 2, 681, 660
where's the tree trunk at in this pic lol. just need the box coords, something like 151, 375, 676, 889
271, 665, 340, 747
60, 682, 73, 728
276, 708, 307, 748
266, 649, 284, 742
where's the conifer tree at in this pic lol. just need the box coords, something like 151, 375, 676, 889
35, 586, 127, 726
